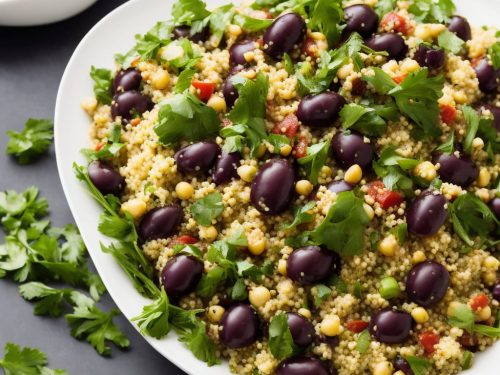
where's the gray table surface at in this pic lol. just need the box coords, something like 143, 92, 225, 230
0, 1, 184, 374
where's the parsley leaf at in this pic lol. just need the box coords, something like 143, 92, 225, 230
374, 0, 396, 18
309, 191, 369, 256
66, 304, 130, 356
283, 201, 316, 230
435, 132, 454, 154
308, 0, 344, 46
132, 287, 170, 339
90, 66, 112, 105
155, 92, 220, 145
297, 140, 330, 184
19, 282, 71, 317
313, 284, 332, 307
449, 193, 499, 247
159, 39, 201, 73
268, 313, 297, 360
222, 72, 269, 156
172, 0, 210, 26
462, 105, 480, 154
408, 0, 455, 23
462, 350, 473, 370
403, 355, 432, 375
489, 42, 500, 69
81, 123, 124, 161
6, 119, 54, 164
0, 343, 68, 375
0, 187, 48, 234
340, 103, 392, 137
438, 30, 464, 54
356, 330, 371, 354
175, 68, 196, 93
232, 14, 273, 32
448, 303, 500, 338
190, 192, 224, 226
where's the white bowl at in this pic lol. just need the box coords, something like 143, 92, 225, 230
0, 0, 98, 26
54, 0, 500, 374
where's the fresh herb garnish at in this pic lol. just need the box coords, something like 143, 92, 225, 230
340, 103, 392, 137
6, 119, 54, 164
283, 201, 316, 230
268, 313, 297, 360
408, 0, 455, 23
155, 92, 220, 146
462, 105, 480, 154
489, 42, 500, 69
435, 132, 455, 154
356, 330, 371, 354
374, 0, 396, 18
307, 0, 344, 46
448, 303, 500, 337
313, 284, 332, 307
462, 350, 473, 370
81, 123, 124, 161
297, 140, 330, 184
403, 355, 432, 375
90, 66, 113, 105
438, 30, 464, 54
0, 343, 68, 375
190, 192, 224, 226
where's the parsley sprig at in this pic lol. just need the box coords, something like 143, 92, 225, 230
0, 343, 68, 375
90, 66, 113, 105
408, 0, 455, 23
6, 119, 54, 164
268, 313, 298, 360
448, 303, 500, 338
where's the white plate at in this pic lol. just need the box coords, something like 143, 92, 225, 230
0, 0, 98, 26
54, 1, 500, 374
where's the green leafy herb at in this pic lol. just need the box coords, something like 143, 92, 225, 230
353, 280, 363, 298
172, 0, 210, 25
308, 0, 344, 46
175, 68, 196, 93
489, 42, 500, 69
267, 134, 291, 154
449, 193, 499, 247
373, 146, 419, 196
90, 66, 113, 105
364, 68, 444, 139
309, 191, 370, 256
297, 140, 330, 184
159, 39, 201, 72
283, 201, 316, 230
393, 223, 408, 244
462, 105, 480, 154
437, 30, 464, 54
190, 192, 224, 226
403, 355, 432, 375
155, 92, 220, 145
435, 132, 454, 154
268, 313, 297, 360
230, 278, 248, 300
6, 119, 54, 164
356, 330, 371, 354
448, 303, 500, 337
19, 282, 72, 317
172, 244, 203, 260
232, 14, 273, 32
81, 123, 123, 161
313, 284, 332, 307
461, 350, 473, 370
0, 343, 68, 375
408, 0, 455, 23
222, 72, 269, 156
340, 103, 390, 137
374, 0, 396, 18
132, 287, 170, 339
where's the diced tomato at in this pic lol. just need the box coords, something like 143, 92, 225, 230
440, 105, 457, 125
130, 118, 141, 126
170, 235, 198, 246
272, 114, 300, 139
419, 331, 440, 354
293, 136, 308, 158
393, 73, 407, 84
470, 293, 489, 311
346, 320, 369, 333
381, 12, 412, 35
192, 80, 215, 102
95, 142, 105, 151
367, 180, 405, 209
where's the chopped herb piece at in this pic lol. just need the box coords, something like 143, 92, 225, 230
437, 29, 464, 54
356, 330, 371, 354
6, 119, 54, 164
283, 201, 316, 230
313, 284, 332, 307
403, 355, 432, 375
435, 132, 454, 154
81, 123, 124, 161
0, 343, 68, 375
297, 140, 330, 184
90, 66, 113, 105
461, 350, 473, 369
268, 313, 297, 360
190, 192, 224, 226
408, 0, 455, 23
489, 42, 500, 69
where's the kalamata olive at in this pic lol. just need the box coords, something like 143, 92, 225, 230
287, 313, 315, 347
263, 12, 306, 60
474, 59, 499, 93
365, 33, 408, 61
406, 260, 450, 307
220, 304, 260, 348
160, 255, 203, 298
406, 190, 447, 236
490, 197, 500, 219
369, 309, 412, 344
138, 204, 183, 242
88, 160, 124, 196
287, 246, 339, 285
483, 105, 500, 131
250, 159, 295, 215
297, 92, 346, 127
223, 75, 239, 109
414, 44, 445, 70
331, 131, 374, 169
393, 357, 414, 375
448, 15, 471, 41
492, 281, 500, 302
432, 152, 478, 187
277, 356, 331, 375
171, 25, 209, 43
344, 5, 378, 37
327, 180, 354, 194
174, 141, 221, 175
230, 40, 257, 66
212, 152, 241, 185
112, 68, 142, 94
111, 90, 153, 121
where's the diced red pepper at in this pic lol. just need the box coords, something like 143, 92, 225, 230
293, 136, 309, 159
440, 105, 457, 125
381, 12, 412, 35
272, 114, 300, 139
470, 293, 489, 312
419, 331, 440, 354
367, 180, 405, 209
192, 80, 215, 102
393, 73, 407, 84
346, 320, 369, 333
130, 118, 141, 126
95, 142, 105, 151
169, 235, 198, 246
